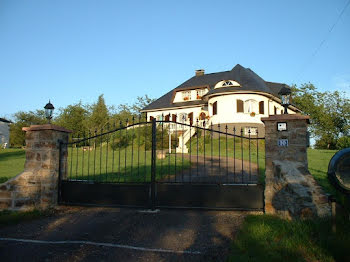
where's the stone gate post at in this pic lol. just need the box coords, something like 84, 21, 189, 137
261, 114, 330, 219
0, 124, 71, 210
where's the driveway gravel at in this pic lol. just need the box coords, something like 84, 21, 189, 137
0, 206, 260, 261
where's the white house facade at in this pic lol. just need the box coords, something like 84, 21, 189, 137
141, 64, 299, 138
0, 118, 11, 148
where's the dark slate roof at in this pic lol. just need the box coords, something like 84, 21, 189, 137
0, 118, 12, 123
142, 64, 287, 111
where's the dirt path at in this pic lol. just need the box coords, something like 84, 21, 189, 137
0, 207, 260, 262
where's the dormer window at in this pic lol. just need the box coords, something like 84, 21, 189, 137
214, 80, 241, 89
182, 91, 191, 101
196, 89, 205, 99
222, 81, 234, 86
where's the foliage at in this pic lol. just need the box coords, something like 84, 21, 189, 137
336, 136, 350, 150
8, 94, 154, 147
88, 94, 109, 132
292, 83, 350, 149
110, 130, 136, 150
55, 102, 89, 140
9, 110, 46, 147
228, 214, 350, 262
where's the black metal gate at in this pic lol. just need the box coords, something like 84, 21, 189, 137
59, 117, 265, 210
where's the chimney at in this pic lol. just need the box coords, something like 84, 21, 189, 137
195, 69, 205, 76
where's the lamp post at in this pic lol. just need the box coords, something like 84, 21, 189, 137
44, 100, 54, 123
278, 85, 291, 114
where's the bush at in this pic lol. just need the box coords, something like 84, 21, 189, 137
110, 131, 136, 150
336, 136, 350, 150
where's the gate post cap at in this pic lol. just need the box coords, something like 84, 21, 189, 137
261, 114, 310, 124
22, 124, 73, 133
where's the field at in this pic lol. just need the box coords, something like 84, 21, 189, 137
0, 148, 26, 183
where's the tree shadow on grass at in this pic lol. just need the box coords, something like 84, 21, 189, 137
0, 150, 25, 162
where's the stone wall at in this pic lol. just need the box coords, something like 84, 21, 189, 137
0, 125, 71, 210
262, 114, 331, 219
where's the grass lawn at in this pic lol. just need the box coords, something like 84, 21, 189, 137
228, 214, 350, 262
66, 145, 191, 182
0, 148, 25, 183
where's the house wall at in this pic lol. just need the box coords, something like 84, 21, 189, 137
147, 106, 203, 122
207, 93, 295, 126
0, 121, 10, 148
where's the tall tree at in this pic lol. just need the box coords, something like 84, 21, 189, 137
88, 94, 109, 132
292, 83, 350, 149
9, 110, 46, 146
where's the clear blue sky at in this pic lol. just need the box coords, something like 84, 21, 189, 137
1, 0, 349, 119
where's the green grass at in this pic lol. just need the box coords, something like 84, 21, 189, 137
228, 214, 350, 262
66, 145, 190, 182
308, 149, 337, 194
0, 148, 25, 183
0, 209, 55, 227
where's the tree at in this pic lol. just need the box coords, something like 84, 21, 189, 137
55, 102, 89, 138
88, 94, 109, 132
292, 83, 350, 149
131, 95, 155, 115
9, 110, 46, 146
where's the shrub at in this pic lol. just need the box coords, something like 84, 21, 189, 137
336, 136, 350, 150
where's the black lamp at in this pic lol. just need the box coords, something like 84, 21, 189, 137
44, 100, 54, 123
278, 85, 291, 114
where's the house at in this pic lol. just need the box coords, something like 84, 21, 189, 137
0, 118, 12, 148
142, 64, 299, 138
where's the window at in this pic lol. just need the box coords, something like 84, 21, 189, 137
165, 114, 170, 121
244, 100, 257, 114
215, 80, 241, 89
196, 89, 205, 99
259, 101, 264, 114
237, 99, 244, 113
244, 127, 258, 136
274, 106, 277, 115
150, 116, 154, 121
179, 113, 187, 123
182, 91, 191, 101
212, 101, 217, 115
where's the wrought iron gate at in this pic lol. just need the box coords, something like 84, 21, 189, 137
59, 117, 265, 210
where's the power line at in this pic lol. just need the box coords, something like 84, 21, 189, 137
296, 0, 350, 82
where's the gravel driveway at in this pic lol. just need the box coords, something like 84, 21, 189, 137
0, 206, 260, 262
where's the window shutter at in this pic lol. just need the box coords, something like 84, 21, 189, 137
150, 116, 154, 121
237, 100, 243, 113
165, 114, 170, 121
213, 101, 217, 115
259, 101, 264, 114
172, 114, 177, 122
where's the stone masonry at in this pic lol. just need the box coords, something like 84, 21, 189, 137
262, 114, 331, 219
0, 124, 71, 210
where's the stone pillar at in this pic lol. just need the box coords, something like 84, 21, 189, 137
261, 114, 330, 219
0, 124, 71, 210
